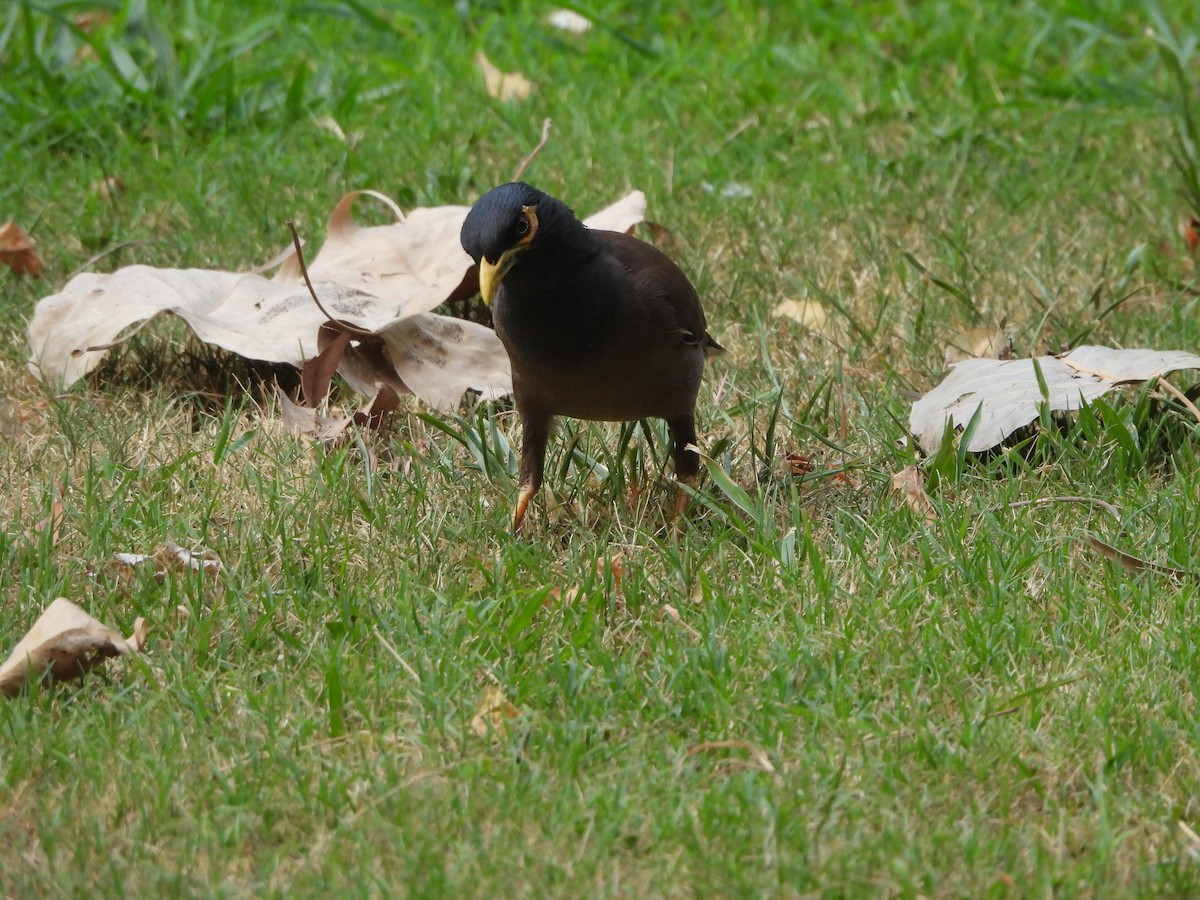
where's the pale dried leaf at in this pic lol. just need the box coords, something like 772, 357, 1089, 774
476, 51, 534, 101
91, 176, 126, 201
547, 9, 592, 33
773, 299, 830, 333
943, 324, 1011, 365
29, 189, 643, 410
891, 466, 937, 522
277, 386, 354, 442
910, 346, 1200, 453
470, 685, 520, 738
0, 220, 44, 277
113, 542, 221, 576
661, 603, 700, 639
0, 598, 139, 696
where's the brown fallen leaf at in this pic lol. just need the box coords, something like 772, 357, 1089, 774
476, 51, 535, 101
74, 11, 112, 32
0, 221, 44, 277
782, 451, 815, 477
1184, 217, 1200, 253
891, 465, 937, 522
0, 598, 143, 696
470, 685, 520, 738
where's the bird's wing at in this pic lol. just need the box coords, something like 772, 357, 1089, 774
595, 230, 715, 348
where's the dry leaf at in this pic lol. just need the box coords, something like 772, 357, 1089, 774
29, 189, 645, 411
91, 176, 126, 201
0, 221, 44, 277
688, 740, 780, 780
547, 9, 592, 33
943, 324, 1011, 365
112, 541, 221, 577
545, 551, 626, 609
476, 51, 535, 101
277, 386, 354, 442
910, 346, 1200, 453
0, 598, 141, 696
1185, 218, 1200, 253
73, 11, 112, 32
470, 685, 520, 738
891, 466, 937, 522
773, 299, 830, 333
660, 603, 700, 639
782, 452, 815, 477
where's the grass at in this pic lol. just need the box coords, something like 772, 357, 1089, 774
5, 0, 1200, 894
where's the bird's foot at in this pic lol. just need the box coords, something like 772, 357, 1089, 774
512, 484, 537, 532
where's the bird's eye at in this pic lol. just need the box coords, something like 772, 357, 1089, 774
515, 216, 530, 237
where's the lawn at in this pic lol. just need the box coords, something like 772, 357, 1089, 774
4, 0, 1200, 895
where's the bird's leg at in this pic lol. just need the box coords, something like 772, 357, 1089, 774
513, 412, 551, 532
668, 413, 700, 518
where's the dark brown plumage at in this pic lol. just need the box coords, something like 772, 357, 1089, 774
460, 182, 722, 530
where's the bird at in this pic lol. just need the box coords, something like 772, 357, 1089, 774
460, 182, 723, 531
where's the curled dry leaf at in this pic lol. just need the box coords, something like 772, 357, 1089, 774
891, 465, 937, 522
782, 451, 815, 477
112, 541, 222, 577
476, 51, 535, 101
910, 346, 1200, 453
0, 220, 44, 277
29, 189, 645, 413
470, 685, 520, 738
0, 598, 142, 697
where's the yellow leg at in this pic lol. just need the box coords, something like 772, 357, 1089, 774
675, 474, 696, 519
512, 483, 537, 532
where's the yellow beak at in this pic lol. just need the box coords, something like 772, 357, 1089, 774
479, 250, 520, 305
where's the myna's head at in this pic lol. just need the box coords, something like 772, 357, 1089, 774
460, 182, 583, 303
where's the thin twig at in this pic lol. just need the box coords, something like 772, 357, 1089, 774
286, 220, 374, 336
511, 118, 552, 182
989, 495, 1122, 520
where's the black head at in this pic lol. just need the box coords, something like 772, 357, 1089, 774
460, 182, 593, 303
461, 182, 547, 265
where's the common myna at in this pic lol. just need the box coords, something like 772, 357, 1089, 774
460, 182, 723, 530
